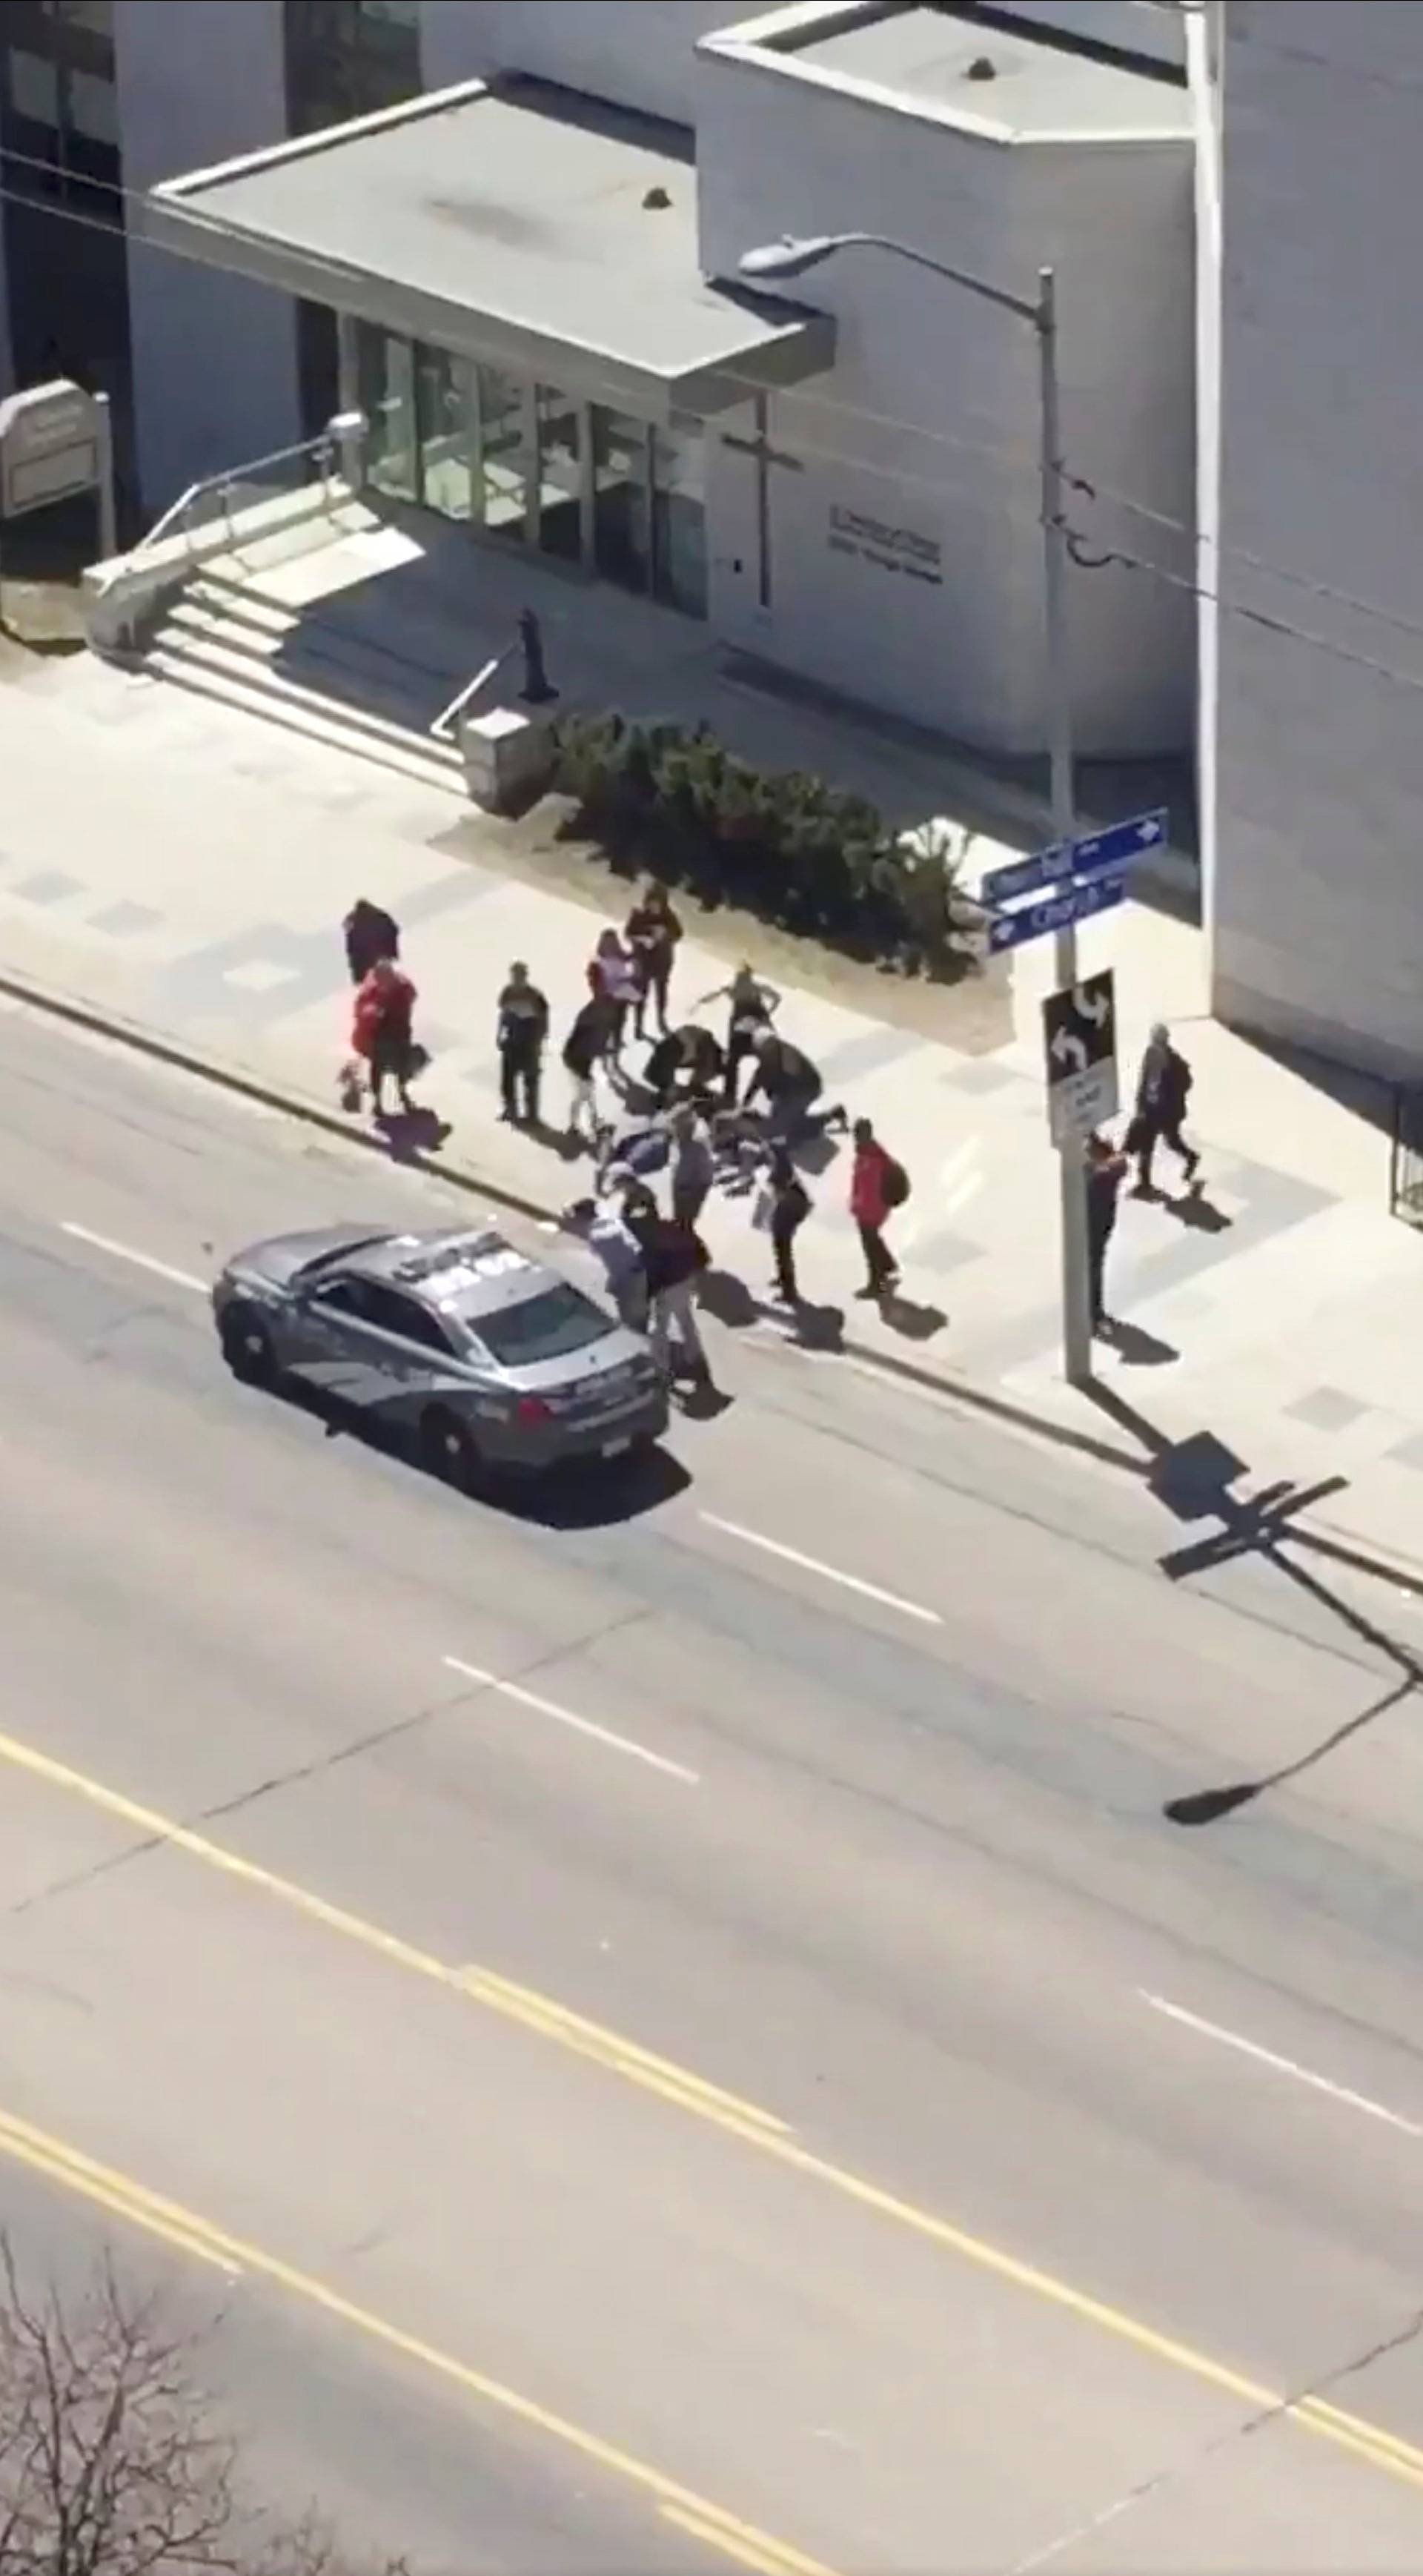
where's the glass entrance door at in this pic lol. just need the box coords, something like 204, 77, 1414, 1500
415, 344, 474, 521
355, 322, 417, 503
591, 405, 651, 595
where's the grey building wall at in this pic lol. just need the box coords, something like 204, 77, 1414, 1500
695, 28, 1195, 758
0, 196, 10, 403
420, 0, 749, 122
116, 0, 300, 516
1213, 0, 1423, 1079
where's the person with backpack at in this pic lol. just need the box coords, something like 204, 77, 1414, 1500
354, 955, 420, 1116
1130, 1022, 1199, 1194
849, 1118, 908, 1297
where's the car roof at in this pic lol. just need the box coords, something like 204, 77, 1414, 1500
348, 1226, 591, 1325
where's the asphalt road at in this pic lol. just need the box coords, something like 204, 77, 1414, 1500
1, 1001, 1422, 2573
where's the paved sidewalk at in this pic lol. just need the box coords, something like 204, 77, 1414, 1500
2, 651, 1420, 1578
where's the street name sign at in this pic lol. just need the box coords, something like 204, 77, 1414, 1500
981, 807, 1167, 912
986, 871, 1125, 956
1042, 970, 1118, 1147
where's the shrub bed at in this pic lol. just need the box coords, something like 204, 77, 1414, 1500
549, 711, 966, 977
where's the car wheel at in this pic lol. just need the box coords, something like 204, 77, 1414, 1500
419, 1405, 480, 1491
220, 1304, 276, 1386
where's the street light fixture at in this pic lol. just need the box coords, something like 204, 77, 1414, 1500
738, 228, 1092, 1387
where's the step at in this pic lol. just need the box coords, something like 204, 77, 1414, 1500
158, 599, 458, 757
182, 579, 297, 646
196, 558, 471, 702
145, 643, 468, 798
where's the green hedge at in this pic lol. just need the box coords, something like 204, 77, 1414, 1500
549, 712, 964, 975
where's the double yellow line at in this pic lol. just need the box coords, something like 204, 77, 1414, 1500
4, 1721, 1423, 2506
0, 2105, 831, 2576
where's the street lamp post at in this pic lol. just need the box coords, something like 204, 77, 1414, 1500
740, 234, 1092, 1386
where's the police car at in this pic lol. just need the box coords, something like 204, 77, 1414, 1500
213, 1220, 666, 1484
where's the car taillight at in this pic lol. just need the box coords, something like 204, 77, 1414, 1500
516, 1394, 552, 1425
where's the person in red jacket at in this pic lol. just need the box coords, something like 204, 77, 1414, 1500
849, 1118, 902, 1298
352, 956, 419, 1115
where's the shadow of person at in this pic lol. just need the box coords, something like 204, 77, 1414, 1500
878, 1289, 948, 1344
1099, 1317, 1178, 1366
374, 1104, 452, 1159
697, 1268, 758, 1329
791, 1300, 845, 1352
1163, 1182, 1233, 1234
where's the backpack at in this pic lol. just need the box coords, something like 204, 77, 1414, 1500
881, 1155, 911, 1210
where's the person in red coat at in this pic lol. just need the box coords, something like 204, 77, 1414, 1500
849, 1118, 902, 1299
351, 956, 418, 1115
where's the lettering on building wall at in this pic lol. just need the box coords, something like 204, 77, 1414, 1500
827, 504, 942, 586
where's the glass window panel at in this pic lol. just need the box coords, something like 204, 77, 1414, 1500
535, 383, 582, 563
475, 362, 528, 541
591, 405, 650, 596
416, 344, 474, 522
356, 322, 417, 503
67, 64, 116, 143
652, 415, 707, 618
7, 50, 61, 124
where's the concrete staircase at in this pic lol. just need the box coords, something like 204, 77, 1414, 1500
142, 548, 468, 800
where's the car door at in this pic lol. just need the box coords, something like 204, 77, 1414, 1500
289, 1272, 388, 1405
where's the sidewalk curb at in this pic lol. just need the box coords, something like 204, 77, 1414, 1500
7, 959, 1422, 1606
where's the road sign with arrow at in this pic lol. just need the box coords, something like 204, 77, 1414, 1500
1042, 970, 1118, 1148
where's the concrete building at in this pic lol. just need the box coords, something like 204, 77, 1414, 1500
10, 2, 1420, 1082
1205, 0, 1423, 1081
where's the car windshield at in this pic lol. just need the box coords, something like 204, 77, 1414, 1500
475, 1284, 611, 1367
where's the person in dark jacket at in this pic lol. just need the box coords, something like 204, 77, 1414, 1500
645, 1022, 724, 1111
495, 960, 549, 1125
563, 973, 616, 1148
625, 1198, 712, 1387
625, 881, 683, 1039
1131, 1022, 1199, 1193
1086, 1130, 1129, 1332
343, 898, 399, 985
764, 1148, 812, 1306
743, 1030, 837, 1144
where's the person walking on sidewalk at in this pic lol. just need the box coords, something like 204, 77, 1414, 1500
495, 960, 548, 1126
669, 1104, 714, 1228
625, 880, 683, 1039
343, 896, 399, 985
1086, 1130, 1129, 1334
849, 1119, 906, 1299
763, 1148, 812, 1307
563, 973, 616, 1150
355, 955, 419, 1116
1130, 1022, 1199, 1194
626, 1195, 713, 1390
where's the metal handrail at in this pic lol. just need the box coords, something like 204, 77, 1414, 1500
129, 427, 342, 558
430, 643, 515, 742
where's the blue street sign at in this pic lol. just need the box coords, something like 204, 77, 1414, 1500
986, 870, 1126, 956
981, 807, 1167, 910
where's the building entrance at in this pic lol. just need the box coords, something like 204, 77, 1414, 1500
348, 319, 707, 616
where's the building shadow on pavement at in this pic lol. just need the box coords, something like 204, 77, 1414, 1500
1084, 1380, 1423, 1824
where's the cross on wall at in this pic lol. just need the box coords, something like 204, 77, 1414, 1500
719, 394, 801, 610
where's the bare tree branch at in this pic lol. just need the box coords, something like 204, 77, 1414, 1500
0, 2238, 412, 2576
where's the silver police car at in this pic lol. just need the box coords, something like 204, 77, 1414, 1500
213, 1220, 667, 1483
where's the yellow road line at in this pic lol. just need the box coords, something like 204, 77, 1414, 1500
7, 1722, 1423, 2500
0, 2107, 835, 2576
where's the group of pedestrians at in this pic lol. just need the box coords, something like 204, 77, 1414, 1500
342, 881, 915, 1390
1086, 1022, 1200, 1335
